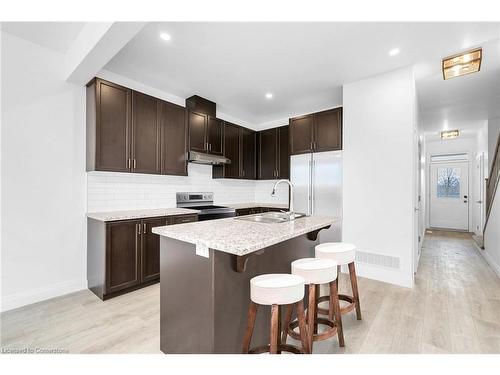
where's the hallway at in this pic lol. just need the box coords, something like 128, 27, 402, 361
1, 231, 500, 354
314, 230, 500, 354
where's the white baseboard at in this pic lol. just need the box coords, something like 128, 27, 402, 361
479, 249, 500, 278
342, 262, 413, 288
1, 279, 88, 313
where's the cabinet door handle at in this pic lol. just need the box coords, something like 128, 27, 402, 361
137, 223, 141, 235
128, 158, 131, 169
143, 223, 146, 233
133, 159, 137, 169
310, 142, 313, 150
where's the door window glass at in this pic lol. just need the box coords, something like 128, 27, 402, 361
437, 167, 461, 198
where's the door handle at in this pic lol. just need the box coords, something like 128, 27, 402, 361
137, 223, 141, 235
143, 223, 146, 233
476, 200, 483, 203
133, 159, 137, 169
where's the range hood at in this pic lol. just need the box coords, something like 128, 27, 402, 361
188, 151, 231, 165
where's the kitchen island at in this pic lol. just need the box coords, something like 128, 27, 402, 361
152, 214, 338, 354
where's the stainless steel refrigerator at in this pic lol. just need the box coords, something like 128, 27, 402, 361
291, 150, 342, 243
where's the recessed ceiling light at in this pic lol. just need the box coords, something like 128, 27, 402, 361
389, 48, 400, 56
265, 93, 273, 99
160, 33, 171, 41
442, 48, 482, 80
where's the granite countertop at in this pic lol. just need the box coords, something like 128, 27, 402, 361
87, 208, 200, 222
152, 215, 338, 256
223, 203, 289, 210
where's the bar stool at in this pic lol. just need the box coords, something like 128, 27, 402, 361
315, 243, 362, 320
242, 274, 310, 354
282, 258, 344, 353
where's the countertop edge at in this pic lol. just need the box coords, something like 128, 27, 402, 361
87, 208, 200, 222
152, 217, 337, 256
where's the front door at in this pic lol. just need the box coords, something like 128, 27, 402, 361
430, 161, 469, 230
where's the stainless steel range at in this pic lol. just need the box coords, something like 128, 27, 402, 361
176, 192, 236, 221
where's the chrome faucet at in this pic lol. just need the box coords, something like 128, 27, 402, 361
271, 179, 294, 220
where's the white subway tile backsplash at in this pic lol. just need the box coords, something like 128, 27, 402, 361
87, 163, 289, 213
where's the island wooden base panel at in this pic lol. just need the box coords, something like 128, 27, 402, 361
2, 231, 500, 354
159, 234, 318, 354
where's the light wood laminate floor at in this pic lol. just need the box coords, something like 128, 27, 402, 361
1, 230, 499, 354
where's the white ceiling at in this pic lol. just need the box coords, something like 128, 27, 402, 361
2, 22, 499, 132
104, 22, 500, 129
0, 22, 85, 53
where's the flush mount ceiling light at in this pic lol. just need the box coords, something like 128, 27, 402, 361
265, 93, 273, 99
160, 32, 171, 41
440, 129, 460, 139
389, 48, 400, 56
442, 48, 482, 80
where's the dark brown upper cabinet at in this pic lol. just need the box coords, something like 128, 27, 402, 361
289, 114, 313, 155
188, 111, 207, 153
313, 108, 342, 152
160, 102, 188, 176
188, 111, 224, 156
289, 107, 342, 155
257, 126, 289, 180
87, 79, 132, 172
241, 127, 256, 179
87, 78, 188, 176
217, 122, 240, 178
278, 126, 290, 180
207, 117, 223, 155
213, 123, 256, 179
131, 91, 161, 174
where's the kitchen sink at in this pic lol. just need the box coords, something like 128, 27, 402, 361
235, 212, 306, 223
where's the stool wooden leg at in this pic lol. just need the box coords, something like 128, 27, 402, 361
242, 302, 258, 353
314, 284, 320, 334
348, 262, 362, 320
307, 284, 316, 353
270, 304, 279, 354
296, 300, 310, 354
330, 279, 345, 347
281, 304, 293, 344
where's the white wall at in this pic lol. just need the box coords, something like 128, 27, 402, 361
87, 165, 288, 213
424, 136, 478, 232
343, 67, 416, 288
1, 32, 87, 311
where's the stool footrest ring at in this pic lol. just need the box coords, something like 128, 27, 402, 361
287, 317, 338, 342
248, 344, 303, 354
316, 294, 356, 315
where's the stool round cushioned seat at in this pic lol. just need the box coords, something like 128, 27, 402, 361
291, 258, 338, 285
250, 274, 305, 306
315, 242, 356, 265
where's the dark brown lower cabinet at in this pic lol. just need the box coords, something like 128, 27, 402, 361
88, 214, 198, 300
142, 217, 167, 283
106, 220, 141, 295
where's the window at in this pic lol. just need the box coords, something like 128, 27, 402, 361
437, 167, 461, 198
